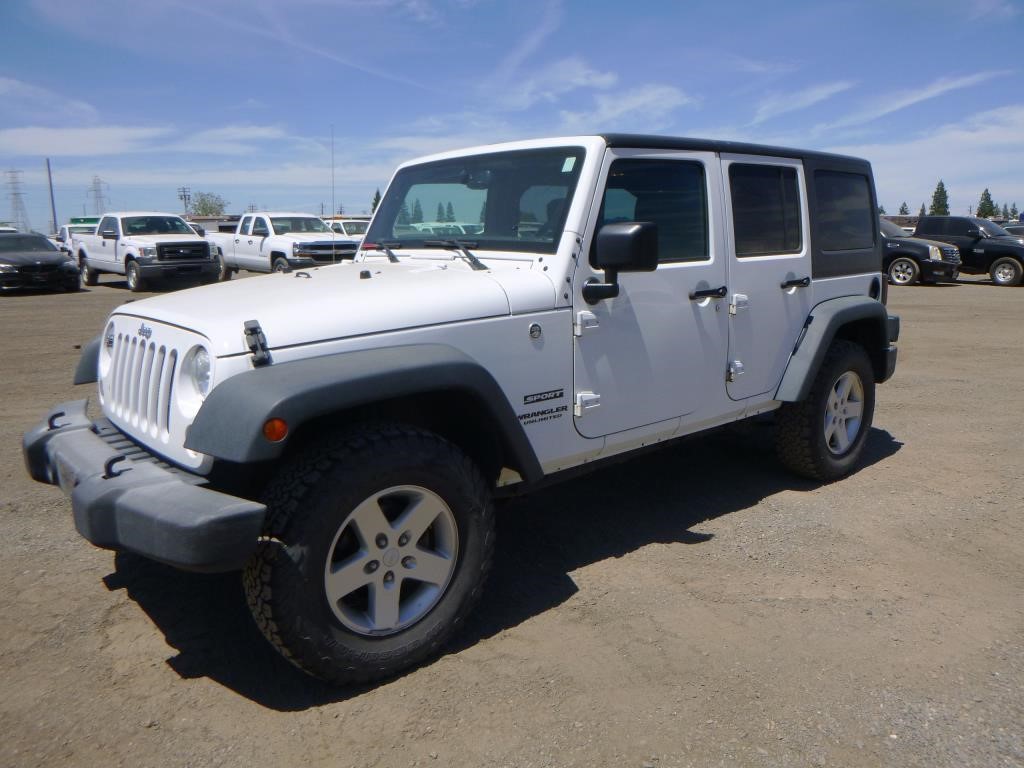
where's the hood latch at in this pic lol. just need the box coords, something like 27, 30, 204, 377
243, 320, 272, 367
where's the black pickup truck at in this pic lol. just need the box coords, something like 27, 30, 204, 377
914, 216, 1024, 286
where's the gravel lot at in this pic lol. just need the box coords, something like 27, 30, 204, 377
1, 272, 1022, 768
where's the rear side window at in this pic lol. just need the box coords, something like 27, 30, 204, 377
595, 159, 709, 263
815, 171, 874, 251
729, 164, 801, 256
915, 217, 939, 235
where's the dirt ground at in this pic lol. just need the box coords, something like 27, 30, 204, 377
1, 272, 1022, 768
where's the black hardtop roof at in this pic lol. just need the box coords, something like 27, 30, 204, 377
599, 133, 869, 167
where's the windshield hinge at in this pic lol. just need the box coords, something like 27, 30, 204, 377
243, 320, 272, 367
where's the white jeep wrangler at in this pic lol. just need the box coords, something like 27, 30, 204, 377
24, 135, 899, 685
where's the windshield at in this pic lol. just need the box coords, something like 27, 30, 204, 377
271, 217, 331, 234
879, 218, 908, 238
121, 216, 194, 235
978, 220, 1012, 237
0, 235, 59, 253
343, 221, 368, 235
364, 146, 586, 255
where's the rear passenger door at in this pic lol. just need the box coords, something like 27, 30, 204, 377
721, 156, 812, 401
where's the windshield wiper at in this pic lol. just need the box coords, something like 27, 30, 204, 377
365, 241, 401, 263
422, 239, 488, 271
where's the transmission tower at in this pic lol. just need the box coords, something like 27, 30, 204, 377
87, 176, 109, 216
6, 170, 32, 232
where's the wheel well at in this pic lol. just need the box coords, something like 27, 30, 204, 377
833, 319, 887, 382
281, 391, 508, 484
271, 251, 287, 260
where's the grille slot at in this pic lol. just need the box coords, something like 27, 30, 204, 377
108, 333, 177, 438
156, 241, 211, 260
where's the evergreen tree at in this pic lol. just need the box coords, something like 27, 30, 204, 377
436, 202, 445, 221
976, 188, 996, 218
919, 203, 927, 217
878, 205, 886, 215
1001, 204, 1010, 219
898, 202, 910, 215
371, 188, 381, 213
411, 199, 424, 223
1011, 203, 1019, 220
929, 181, 949, 215
446, 202, 455, 222
397, 201, 411, 225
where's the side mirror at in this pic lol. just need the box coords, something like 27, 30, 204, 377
965, 227, 982, 237
583, 221, 658, 304
55, 234, 65, 242
193, 226, 205, 236
101, 230, 118, 240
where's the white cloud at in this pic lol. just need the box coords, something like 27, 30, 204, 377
497, 57, 617, 111
0, 126, 172, 156
752, 81, 855, 125
831, 105, 1024, 213
817, 71, 1011, 133
559, 85, 696, 133
0, 77, 99, 126
967, 0, 1019, 18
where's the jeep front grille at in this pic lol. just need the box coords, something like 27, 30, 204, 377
106, 333, 178, 438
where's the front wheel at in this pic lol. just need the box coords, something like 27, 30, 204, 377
215, 249, 232, 281
989, 256, 1023, 286
244, 424, 495, 685
887, 257, 919, 285
775, 340, 876, 481
80, 256, 98, 286
125, 260, 146, 292
271, 256, 290, 273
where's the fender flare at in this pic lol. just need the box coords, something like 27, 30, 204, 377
774, 296, 896, 403
73, 335, 102, 384
185, 343, 543, 482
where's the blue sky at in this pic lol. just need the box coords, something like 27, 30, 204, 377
2, 0, 1022, 230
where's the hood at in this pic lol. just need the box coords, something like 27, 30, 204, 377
989, 235, 1024, 248
281, 232, 346, 243
113, 259, 557, 356
0, 250, 72, 266
888, 235, 953, 251
121, 233, 207, 244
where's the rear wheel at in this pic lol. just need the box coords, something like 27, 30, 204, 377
125, 260, 146, 292
79, 256, 98, 286
244, 424, 495, 685
887, 257, 919, 285
989, 256, 1023, 286
776, 340, 875, 481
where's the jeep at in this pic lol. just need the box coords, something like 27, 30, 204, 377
24, 135, 899, 685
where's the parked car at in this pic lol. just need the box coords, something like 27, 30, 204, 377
914, 216, 1024, 286
1002, 223, 1024, 237
0, 232, 81, 292
55, 223, 98, 255
879, 217, 960, 285
324, 217, 369, 241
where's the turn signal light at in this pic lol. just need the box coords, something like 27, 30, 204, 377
263, 418, 289, 442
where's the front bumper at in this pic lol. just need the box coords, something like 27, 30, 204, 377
137, 260, 220, 281
922, 260, 959, 282
23, 400, 266, 572
0, 267, 79, 291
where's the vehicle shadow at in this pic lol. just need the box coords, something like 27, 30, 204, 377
104, 425, 901, 710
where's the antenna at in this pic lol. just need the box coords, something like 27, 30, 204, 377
46, 159, 58, 233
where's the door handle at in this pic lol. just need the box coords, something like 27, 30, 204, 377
234, 238, 240, 244
688, 285, 727, 300
248, 239, 254, 245
780, 276, 810, 289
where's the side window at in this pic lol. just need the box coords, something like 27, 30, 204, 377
594, 159, 709, 264
252, 217, 269, 236
729, 164, 801, 256
814, 170, 874, 251
951, 218, 972, 236
98, 216, 117, 235
238, 216, 252, 235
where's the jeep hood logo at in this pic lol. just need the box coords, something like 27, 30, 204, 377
138, 324, 153, 339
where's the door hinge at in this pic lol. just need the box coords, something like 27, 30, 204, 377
243, 320, 272, 367
727, 360, 745, 382
574, 391, 601, 416
729, 293, 749, 315
573, 311, 600, 337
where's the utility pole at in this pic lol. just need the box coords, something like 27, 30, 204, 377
177, 186, 192, 214
45, 159, 58, 233
6, 169, 32, 232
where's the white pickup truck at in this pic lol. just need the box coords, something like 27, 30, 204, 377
75, 212, 218, 291
207, 212, 358, 280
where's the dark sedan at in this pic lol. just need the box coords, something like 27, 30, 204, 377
0, 233, 81, 292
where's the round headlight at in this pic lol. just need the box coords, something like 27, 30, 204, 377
177, 345, 214, 418
189, 347, 212, 397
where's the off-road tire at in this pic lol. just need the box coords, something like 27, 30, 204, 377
989, 256, 1023, 287
775, 340, 875, 481
243, 423, 495, 686
126, 260, 145, 292
79, 256, 98, 286
887, 257, 919, 285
